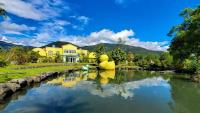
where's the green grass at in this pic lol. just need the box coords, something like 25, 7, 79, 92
0, 63, 83, 83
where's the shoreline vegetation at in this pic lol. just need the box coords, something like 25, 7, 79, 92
0, 62, 196, 83
0, 63, 87, 83
0, 67, 81, 101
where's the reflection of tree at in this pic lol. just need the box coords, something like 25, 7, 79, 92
169, 79, 200, 113
95, 70, 103, 92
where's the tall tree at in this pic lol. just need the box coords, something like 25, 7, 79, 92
95, 44, 106, 65
127, 52, 134, 62
160, 52, 173, 69
111, 48, 127, 65
168, 5, 200, 69
8, 47, 27, 65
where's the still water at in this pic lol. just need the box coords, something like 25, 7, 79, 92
0, 70, 200, 113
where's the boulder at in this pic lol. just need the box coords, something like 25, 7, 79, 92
40, 74, 47, 81
0, 83, 13, 100
191, 75, 200, 83
6, 83, 21, 92
31, 76, 41, 83
9, 79, 27, 87
25, 77, 34, 85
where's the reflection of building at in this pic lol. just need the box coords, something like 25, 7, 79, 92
33, 43, 88, 63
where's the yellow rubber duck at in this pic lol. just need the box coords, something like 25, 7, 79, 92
99, 54, 115, 70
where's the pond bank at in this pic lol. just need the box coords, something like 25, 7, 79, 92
0, 68, 80, 101
116, 66, 200, 82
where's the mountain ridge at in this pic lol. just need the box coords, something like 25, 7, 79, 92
41, 41, 162, 55
0, 41, 162, 55
82, 43, 162, 55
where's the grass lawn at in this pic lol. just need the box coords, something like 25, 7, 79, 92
0, 63, 84, 83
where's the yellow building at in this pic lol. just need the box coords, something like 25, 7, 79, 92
88, 52, 96, 63
33, 43, 88, 63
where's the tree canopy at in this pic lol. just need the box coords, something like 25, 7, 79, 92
168, 5, 200, 62
0, 6, 6, 16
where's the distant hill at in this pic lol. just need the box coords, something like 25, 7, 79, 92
0, 41, 33, 50
0, 41, 162, 55
42, 41, 162, 55
0, 41, 18, 49
82, 43, 162, 55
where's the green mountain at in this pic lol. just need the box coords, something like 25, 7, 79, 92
0, 41, 33, 50
42, 41, 162, 55
82, 43, 162, 55
0, 41, 18, 49
0, 41, 162, 55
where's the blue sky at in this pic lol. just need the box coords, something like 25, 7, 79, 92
0, 0, 199, 51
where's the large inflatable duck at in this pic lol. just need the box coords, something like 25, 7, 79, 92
99, 54, 115, 70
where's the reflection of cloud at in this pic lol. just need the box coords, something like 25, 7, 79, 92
72, 77, 170, 99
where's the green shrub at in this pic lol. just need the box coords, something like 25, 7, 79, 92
27, 51, 40, 63
0, 60, 7, 67
183, 58, 200, 74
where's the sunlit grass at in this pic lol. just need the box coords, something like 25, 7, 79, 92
0, 63, 83, 83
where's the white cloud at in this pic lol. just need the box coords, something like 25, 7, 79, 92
1, 29, 169, 51
60, 29, 169, 51
0, 0, 45, 20
0, 36, 8, 42
0, 0, 70, 20
77, 16, 90, 25
115, 0, 137, 6
70, 15, 90, 30
55, 20, 71, 26
0, 18, 36, 35
0, 21, 36, 31
73, 77, 170, 99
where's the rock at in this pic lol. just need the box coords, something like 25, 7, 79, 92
40, 74, 47, 80
0, 83, 13, 100
45, 73, 51, 77
6, 83, 21, 92
31, 76, 41, 83
191, 75, 200, 83
25, 77, 34, 85
9, 79, 27, 87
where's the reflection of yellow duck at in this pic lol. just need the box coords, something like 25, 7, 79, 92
100, 78, 109, 85
99, 70, 115, 85
99, 54, 115, 70
100, 70, 115, 79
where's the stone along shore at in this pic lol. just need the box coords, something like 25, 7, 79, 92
0, 68, 80, 100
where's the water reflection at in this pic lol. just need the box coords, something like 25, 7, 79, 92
1, 70, 200, 113
47, 70, 116, 87
47, 70, 170, 99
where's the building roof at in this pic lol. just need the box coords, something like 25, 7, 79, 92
41, 41, 81, 48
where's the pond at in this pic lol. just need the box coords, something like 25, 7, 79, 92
0, 70, 200, 113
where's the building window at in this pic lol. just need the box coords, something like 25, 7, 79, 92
64, 50, 68, 53
64, 50, 76, 53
